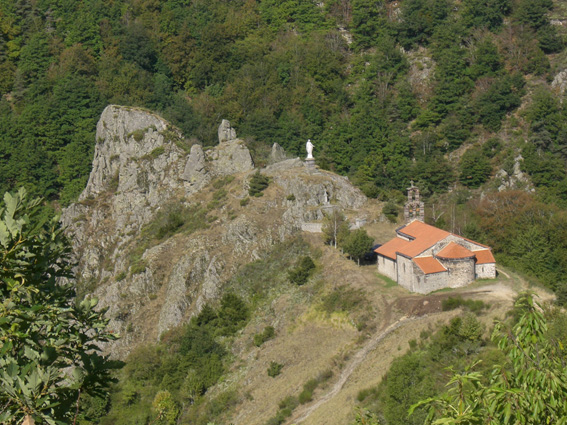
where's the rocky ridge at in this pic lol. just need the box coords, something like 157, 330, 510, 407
62, 105, 366, 358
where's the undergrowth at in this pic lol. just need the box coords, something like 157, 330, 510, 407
99, 293, 249, 425
128, 202, 208, 274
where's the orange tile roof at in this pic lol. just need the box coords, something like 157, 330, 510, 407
396, 221, 450, 258
376, 220, 495, 269
474, 249, 496, 264
375, 237, 410, 260
414, 257, 447, 274
437, 242, 475, 259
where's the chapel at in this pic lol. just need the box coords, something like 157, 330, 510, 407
375, 184, 496, 294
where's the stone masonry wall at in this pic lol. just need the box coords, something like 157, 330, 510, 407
442, 258, 475, 288
476, 263, 496, 279
377, 255, 397, 281
396, 255, 418, 292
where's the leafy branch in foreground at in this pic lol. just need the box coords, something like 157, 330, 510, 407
411, 292, 567, 424
0, 188, 118, 424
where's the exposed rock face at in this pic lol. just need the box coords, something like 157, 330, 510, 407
552, 69, 567, 96
206, 139, 254, 175
218, 119, 237, 143
496, 155, 534, 192
62, 106, 366, 358
181, 144, 209, 189
270, 143, 288, 163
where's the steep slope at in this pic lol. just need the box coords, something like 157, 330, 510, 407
62, 105, 366, 358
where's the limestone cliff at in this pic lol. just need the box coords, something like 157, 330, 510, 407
62, 105, 366, 358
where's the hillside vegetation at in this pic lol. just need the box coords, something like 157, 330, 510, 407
3, 1, 567, 424
0, 0, 565, 201
2, 0, 567, 294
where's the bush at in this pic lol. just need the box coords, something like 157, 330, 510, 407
267, 361, 284, 377
249, 171, 270, 197
382, 202, 399, 223
321, 286, 365, 314
442, 296, 488, 313
240, 197, 250, 206
287, 256, 316, 285
298, 389, 312, 404
253, 326, 276, 347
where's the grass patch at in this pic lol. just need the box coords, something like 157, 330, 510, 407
140, 146, 165, 160
320, 286, 366, 315
378, 274, 398, 288
129, 129, 146, 142
212, 175, 235, 189
442, 296, 488, 313
253, 325, 275, 347
224, 236, 312, 305
128, 203, 208, 273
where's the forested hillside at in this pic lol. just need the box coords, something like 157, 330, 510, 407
3, 2, 567, 424
0, 0, 565, 201
2, 0, 567, 295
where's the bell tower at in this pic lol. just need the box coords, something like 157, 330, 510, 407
404, 181, 424, 223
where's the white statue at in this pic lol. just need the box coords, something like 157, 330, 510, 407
306, 139, 314, 160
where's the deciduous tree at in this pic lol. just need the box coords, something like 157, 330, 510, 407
0, 188, 117, 424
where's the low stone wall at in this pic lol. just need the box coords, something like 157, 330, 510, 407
301, 222, 323, 233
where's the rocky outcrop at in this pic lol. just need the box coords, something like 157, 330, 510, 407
552, 69, 567, 96
181, 144, 209, 189
496, 155, 534, 192
218, 119, 237, 143
270, 143, 288, 163
62, 106, 367, 358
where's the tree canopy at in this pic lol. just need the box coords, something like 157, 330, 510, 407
0, 188, 116, 424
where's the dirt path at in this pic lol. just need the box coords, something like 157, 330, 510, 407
288, 280, 531, 424
290, 315, 419, 424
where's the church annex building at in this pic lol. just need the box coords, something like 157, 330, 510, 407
375, 183, 496, 294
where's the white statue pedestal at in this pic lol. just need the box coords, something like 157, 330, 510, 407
305, 158, 316, 169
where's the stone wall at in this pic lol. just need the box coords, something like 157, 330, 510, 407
476, 263, 496, 279
396, 255, 418, 292
377, 255, 397, 281
420, 271, 449, 294
301, 222, 323, 233
442, 258, 475, 288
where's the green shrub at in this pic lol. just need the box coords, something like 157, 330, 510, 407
298, 389, 312, 404
442, 296, 488, 313
141, 146, 165, 160
212, 176, 235, 189
321, 286, 365, 314
382, 202, 399, 223
267, 361, 284, 377
287, 256, 316, 285
278, 395, 299, 411
116, 271, 127, 282
286, 194, 296, 201
131, 129, 145, 142
253, 325, 275, 347
249, 171, 270, 197
240, 197, 249, 207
